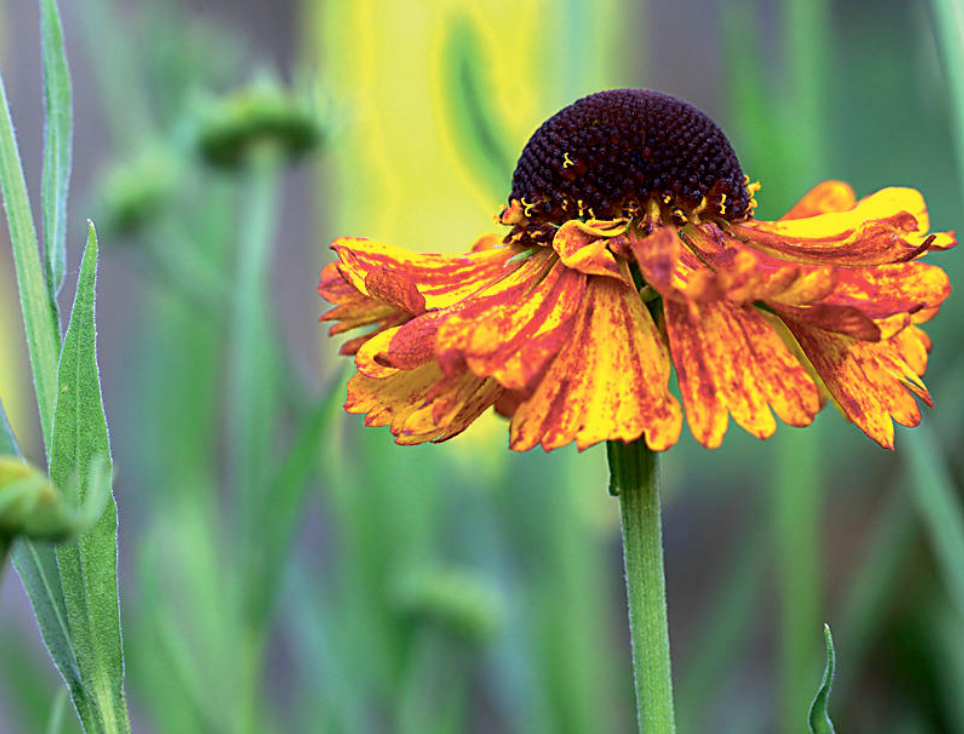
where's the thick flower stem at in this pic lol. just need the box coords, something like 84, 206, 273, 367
608, 440, 676, 734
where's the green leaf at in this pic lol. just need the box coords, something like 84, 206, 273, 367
40, 0, 73, 302
807, 624, 836, 734
0, 66, 61, 451
51, 223, 130, 733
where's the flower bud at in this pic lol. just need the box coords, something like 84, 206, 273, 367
195, 75, 325, 169
393, 566, 503, 646
98, 145, 181, 238
0, 456, 110, 542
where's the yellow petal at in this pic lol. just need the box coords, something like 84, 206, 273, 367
665, 300, 820, 448
510, 278, 682, 452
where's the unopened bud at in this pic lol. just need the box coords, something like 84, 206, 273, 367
0, 456, 110, 542
195, 75, 325, 169
393, 566, 503, 646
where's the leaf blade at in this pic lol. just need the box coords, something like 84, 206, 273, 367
51, 224, 130, 733
40, 0, 73, 302
0, 67, 61, 450
807, 624, 837, 734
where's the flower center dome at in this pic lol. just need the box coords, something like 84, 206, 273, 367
509, 89, 751, 227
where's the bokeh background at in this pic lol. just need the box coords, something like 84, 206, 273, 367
1, 0, 964, 732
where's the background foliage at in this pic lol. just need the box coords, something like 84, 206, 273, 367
1, 0, 963, 732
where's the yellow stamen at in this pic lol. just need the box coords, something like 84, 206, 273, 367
563, 152, 575, 168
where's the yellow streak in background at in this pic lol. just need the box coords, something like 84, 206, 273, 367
313, 0, 624, 252
0, 244, 34, 455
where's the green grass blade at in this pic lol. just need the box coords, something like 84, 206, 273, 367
807, 624, 836, 734
928, 0, 964, 191
246, 377, 343, 630
903, 425, 964, 615
51, 223, 130, 733
0, 67, 61, 450
40, 0, 73, 301
46, 687, 70, 734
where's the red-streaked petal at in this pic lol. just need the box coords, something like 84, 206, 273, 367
733, 187, 955, 265
771, 303, 883, 341
769, 261, 950, 341
552, 219, 632, 282
780, 181, 856, 220
319, 261, 412, 354
345, 363, 502, 445
332, 236, 522, 311
786, 322, 931, 449
436, 257, 587, 390
805, 262, 950, 319
509, 277, 682, 452
891, 325, 931, 375
631, 227, 722, 302
665, 300, 820, 448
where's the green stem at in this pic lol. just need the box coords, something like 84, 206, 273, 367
608, 440, 676, 734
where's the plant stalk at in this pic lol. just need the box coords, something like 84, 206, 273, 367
608, 439, 676, 733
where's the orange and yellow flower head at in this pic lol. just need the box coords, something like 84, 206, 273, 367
319, 89, 954, 452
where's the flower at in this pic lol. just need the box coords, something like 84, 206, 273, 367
319, 89, 953, 452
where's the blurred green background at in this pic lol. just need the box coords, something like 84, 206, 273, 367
1, 0, 964, 731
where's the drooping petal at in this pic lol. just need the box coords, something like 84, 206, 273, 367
345, 362, 503, 445
357, 250, 585, 392
331, 236, 523, 312
665, 300, 820, 448
733, 187, 955, 266
785, 322, 931, 449
631, 227, 721, 302
436, 256, 588, 390
510, 277, 682, 452
800, 262, 950, 319
768, 260, 950, 342
551, 219, 633, 283
780, 181, 856, 220
319, 261, 410, 355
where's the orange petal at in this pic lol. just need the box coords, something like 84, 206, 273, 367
509, 277, 682, 452
319, 261, 412, 354
346, 362, 502, 445
436, 257, 587, 390
780, 181, 856, 220
332, 236, 522, 311
891, 325, 931, 376
786, 322, 931, 449
771, 303, 882, 341
807, 262, 950, 319
631, 227, 723, 302
665, 300, 820, 448
552, 219, 632, 283
734, 187, 955, 265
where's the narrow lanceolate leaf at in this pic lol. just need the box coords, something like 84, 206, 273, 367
51, 224, 130, 733
40, 0, 73, 302
0, 67, 61, 450
808, 624, 836, 734
1, 397, 95, 731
